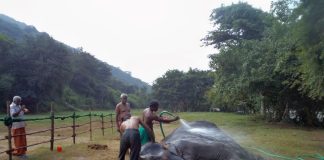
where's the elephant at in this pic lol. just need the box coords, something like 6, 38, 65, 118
140, 121, 262, 160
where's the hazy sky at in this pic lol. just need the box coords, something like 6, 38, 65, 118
0, 0, 271, 84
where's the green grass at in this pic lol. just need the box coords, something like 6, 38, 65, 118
176, 112, 324, 159
1, 111, 323, 159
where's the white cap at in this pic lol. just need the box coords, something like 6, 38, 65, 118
13, 96, 21, 102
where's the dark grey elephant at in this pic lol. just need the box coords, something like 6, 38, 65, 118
140, 121, 262, 160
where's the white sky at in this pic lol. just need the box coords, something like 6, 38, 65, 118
0, 0, 271, 84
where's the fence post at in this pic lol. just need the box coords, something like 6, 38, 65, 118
89, 112, 92, 141
6, 101, 12, 160
101, 113, 104, 136
50, 104, 54, 151
110, 114, 113, 134
72, 112, 76, 144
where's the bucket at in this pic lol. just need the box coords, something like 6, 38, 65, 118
57, 145, 62, 152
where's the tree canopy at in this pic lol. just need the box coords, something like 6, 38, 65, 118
152, 69, 213, 112
202, 0, 323, 126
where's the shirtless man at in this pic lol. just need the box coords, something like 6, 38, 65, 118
115, 93, 131, 133
119, 113, 154, 160
139, 100, 179, 145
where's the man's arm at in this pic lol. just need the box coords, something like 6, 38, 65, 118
139, 118, 155, 142
141, 110, 145, 122
153, 114, 180, 123
10, 105, 24, 117
115, 105, 120, 132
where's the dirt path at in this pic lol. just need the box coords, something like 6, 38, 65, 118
0, 126, 141, 160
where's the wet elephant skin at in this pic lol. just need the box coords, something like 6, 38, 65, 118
140, 121, 263, 160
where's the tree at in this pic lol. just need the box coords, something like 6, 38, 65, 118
204, 3, 271, 113
202, 2, 269, 49
204, 0, 324, 126
152, 69, 213, 112
292, 0, 324, 100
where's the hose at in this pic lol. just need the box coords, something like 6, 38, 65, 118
159, 111, 176, 138
246, 147, 324, 160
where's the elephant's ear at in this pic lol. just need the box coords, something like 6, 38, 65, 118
140, 143, 165, 160
166, 143, 181, 157
168, 154, 184, 160
165, 148, 184, 160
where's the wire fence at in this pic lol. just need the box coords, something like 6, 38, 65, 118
0, 102, 115, 160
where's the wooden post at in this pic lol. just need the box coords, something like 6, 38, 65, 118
6, 101, 12, 160
89, 111, 92, 141
260, 93, 265, 116
110, 114, 113, 134
101, 113, 104, 136
36, 103, 39, 113
72, 112, 76, 144
50, 104, 54, 151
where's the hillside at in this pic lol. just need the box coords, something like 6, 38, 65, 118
108, 64, 150, 89
0, 14, 150, 89
0, 14, 40, 41
0, 13, 150, 112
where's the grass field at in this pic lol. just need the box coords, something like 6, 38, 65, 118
0, 110, 323, 160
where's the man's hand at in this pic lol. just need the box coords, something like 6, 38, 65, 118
23, 108, 29, 113
21, 105, 29, 113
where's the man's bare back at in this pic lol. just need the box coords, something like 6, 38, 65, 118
120, 116, 140, 132
120, 115, 154, 140
118, 114, 154, 160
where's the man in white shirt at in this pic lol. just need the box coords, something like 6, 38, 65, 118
10, 96, 29, 158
